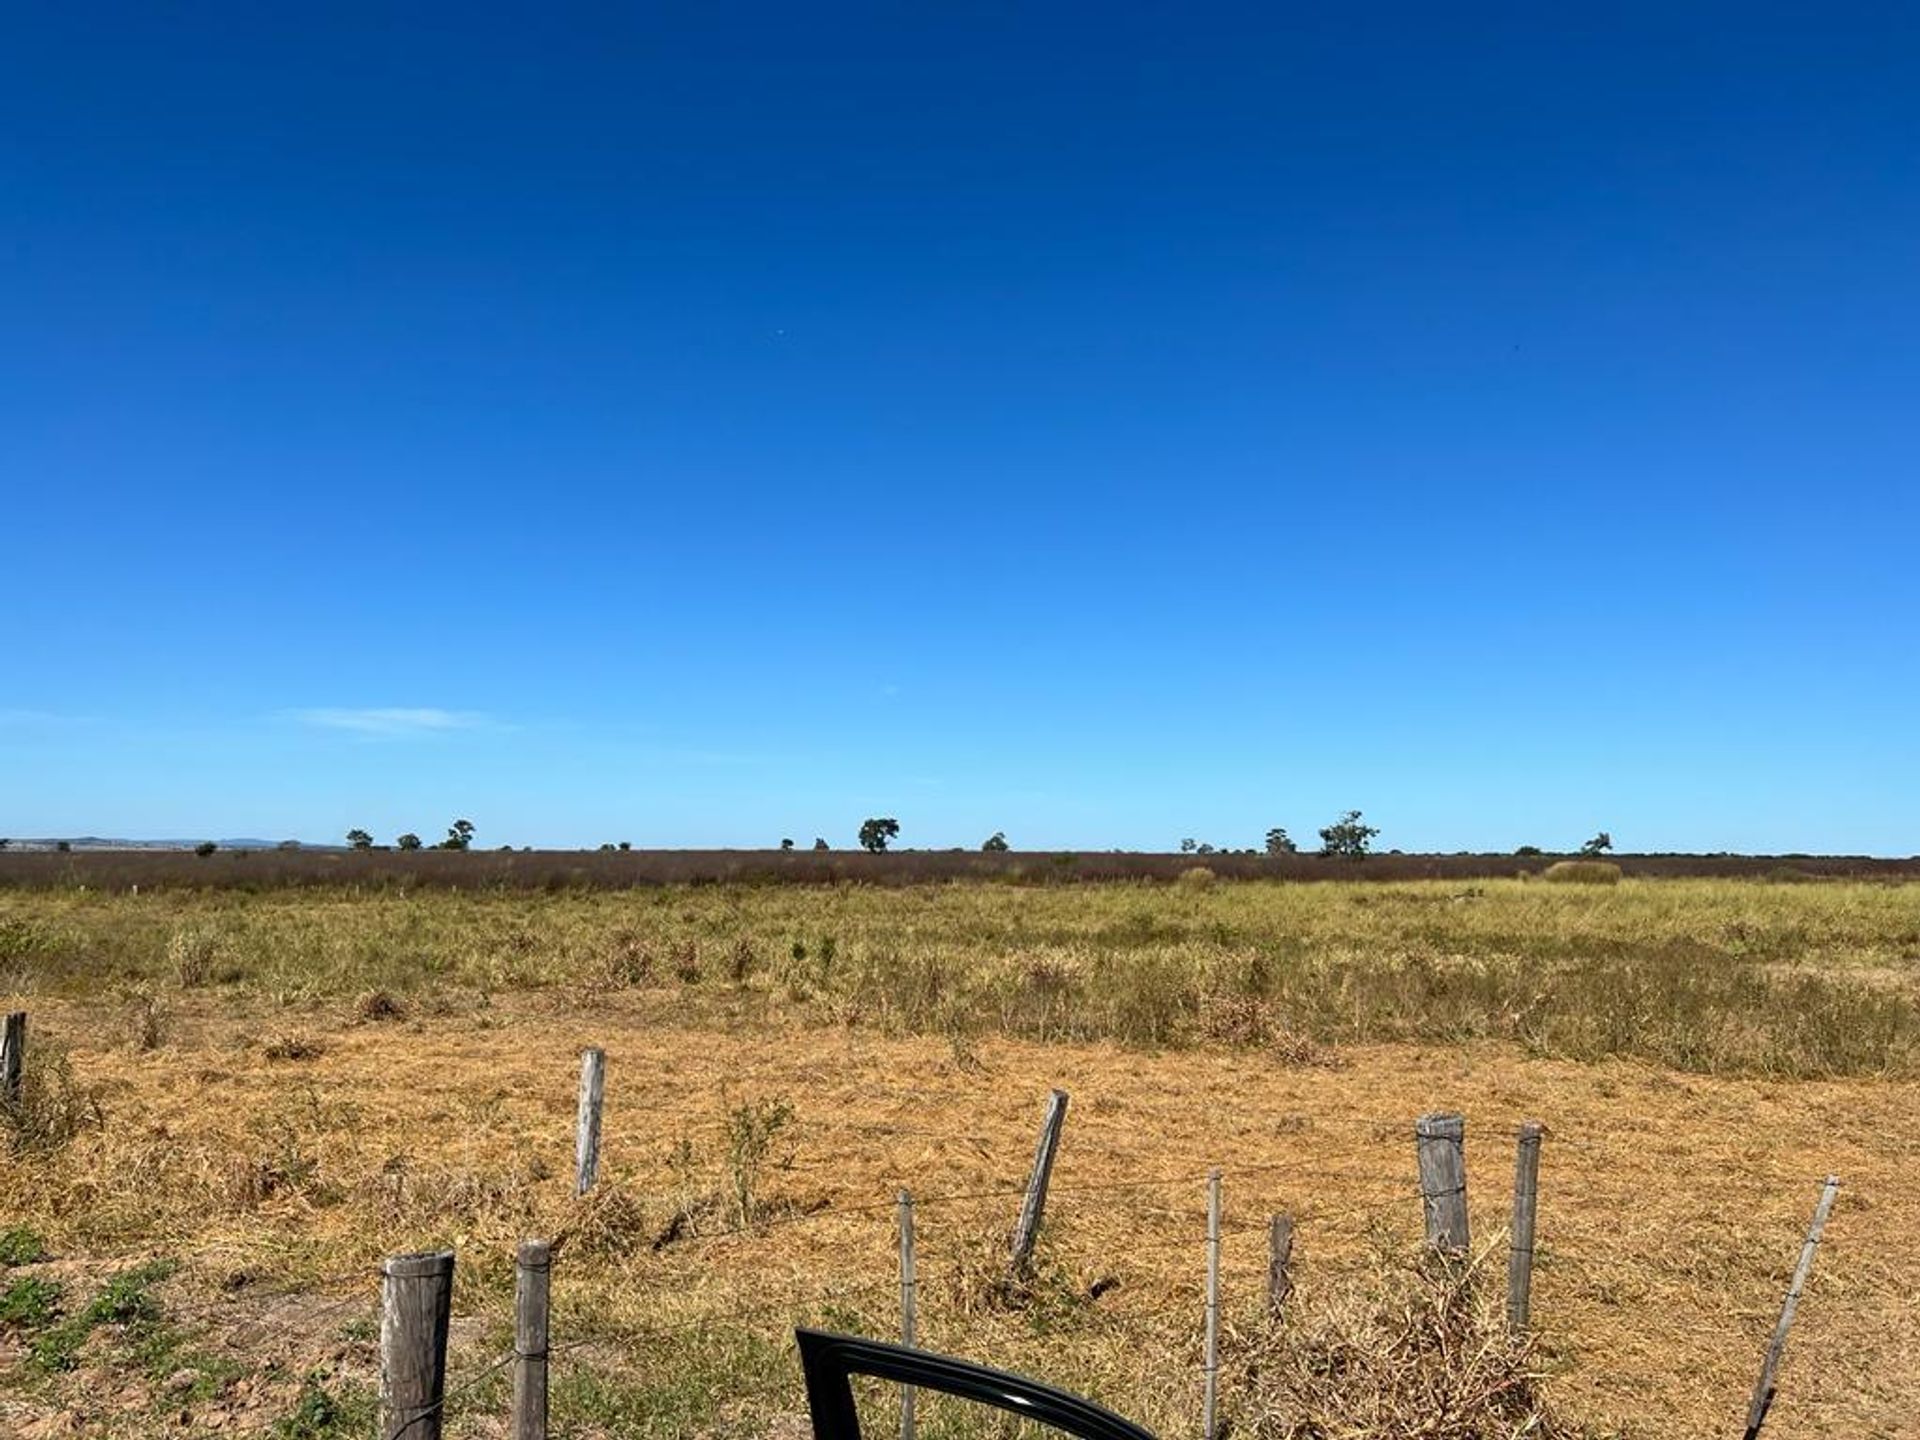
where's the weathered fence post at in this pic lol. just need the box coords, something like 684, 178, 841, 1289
1009, 1088, 1069, 1280
1, 1012, 25, 1107
1415, 1112, 1470, 1253
1202, 1168, 1222, 1440
1743, 1176, 1841, 1440
380, 1249, 454, 1440
513, 1239, 551, 1440
1507, 1122, 1543, 1332
1267, 1213, 1294, 1321
898, 1190, 918, 1440
575, 1047, 606, 1196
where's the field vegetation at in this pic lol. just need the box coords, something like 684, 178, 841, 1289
1, 876, 1916, 1438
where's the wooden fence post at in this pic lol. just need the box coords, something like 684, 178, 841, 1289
1415, 1112, 1470, 1253
1, 1012, 25, 1107
1507, 1122, 1543, 1332
1202, 1169, 1222, 1440
513, 1239, 551, 1440
575, 1047, 606, 1196
1009, 1088, 1069, 1280
1743, 1176, 1842, 1440
1267, 1213, 1294, 1321
899, 1190, 918, 1440
380, 1250, 454, 1440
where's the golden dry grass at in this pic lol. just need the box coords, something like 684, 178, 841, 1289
0, 988, 1915, 1438
2, 878, 1918, 1437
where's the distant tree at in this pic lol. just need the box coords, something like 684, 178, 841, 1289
1179, 838, 1198, 854
441, 819, 476, 851
1515, 844, 1544, 857
276, 839, 301, 851
1196, 842, 1217, 855
780, 838, 795, 851
396, 833, 423, 851
346, 828, 373, 850
1580, 831, 1613, 856
812, 837, 829, 850
981, 831, 1010, 852
1264, 827, 1297, 855
0, 839, 9, 850
1318, 810, 1379, 859
858, 817, 900, 853
194, 841, 218, 857
617, 840, 631, 851
598, 842, 617, 852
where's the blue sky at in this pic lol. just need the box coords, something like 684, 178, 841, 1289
4, 3, 1917, 853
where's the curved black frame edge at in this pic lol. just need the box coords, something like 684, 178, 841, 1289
795, 1329, 1162, 1440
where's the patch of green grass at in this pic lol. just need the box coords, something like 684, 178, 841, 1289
27, 1259, 174, 1372
553, 1326, 795, 1440
0, 1224, 47, 1265
272, 1370, 377, 1439
1, 1275, 61, 1330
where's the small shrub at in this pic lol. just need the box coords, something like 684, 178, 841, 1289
1229, 1247, 1581, 1439
1543, 860, 1623, 886
262, 1033, 326, 1062
3, 1039, 103, 1154
598, 929, 654, 987
127, 990, 167, 1052
166, 927, 225, 987
671, 941, 702, 984
1177, 866, 1217, 888
724, 1095, 794, 1226
352, 989, 405, 1023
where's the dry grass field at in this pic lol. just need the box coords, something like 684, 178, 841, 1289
2, 877, 1917, 1439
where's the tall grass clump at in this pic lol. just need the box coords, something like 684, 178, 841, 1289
2, 1038, 103, 1154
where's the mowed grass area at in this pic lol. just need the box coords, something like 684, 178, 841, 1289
1, 878, 1918, 1438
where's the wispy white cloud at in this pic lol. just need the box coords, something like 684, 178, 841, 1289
290, 707, 490, 737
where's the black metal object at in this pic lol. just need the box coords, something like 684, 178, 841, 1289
796, 1330, 1162, 1440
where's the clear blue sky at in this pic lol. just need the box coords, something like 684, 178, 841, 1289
4, 4, 1916, 853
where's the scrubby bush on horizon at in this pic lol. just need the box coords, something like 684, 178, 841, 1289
396, 833, 422, 851
345, 829, 373, 850
1581, 831, 1614, 856
1318, 810, 1379, 858
1265, 827, 1298, 855
982, 831, 1010, 852
858, 817, 900, 853
193, 841, 217, 857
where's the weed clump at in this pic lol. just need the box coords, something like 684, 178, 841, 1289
2, 1037, 103, 1154
1230, 1247, 1587, 1440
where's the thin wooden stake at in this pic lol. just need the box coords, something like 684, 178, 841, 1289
513, 1239, 551, 1440
380, 1249, 454, 1440
1415, 1112, 1470, 1253
1009, 1088, 1069, 1280
1, 1012, 25, 1107
1743, 1176, 1841, 1440
1202, 1169, 1222, 1440
1507, 1122, 1544, 1332
1267, 1213, 1294, 1321
575, 1047, 606, 1196
898, 1190, 917, 1440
